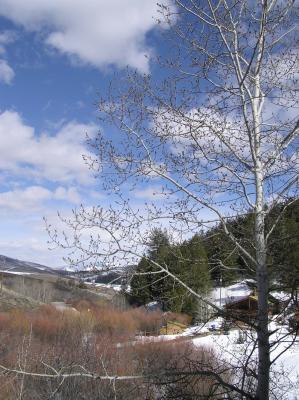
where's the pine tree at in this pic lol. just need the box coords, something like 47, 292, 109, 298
130, 230, 211, 318
130, 229, 171, 308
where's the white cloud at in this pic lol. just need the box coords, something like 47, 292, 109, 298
134, 186, 166, 200
0, 185, 81, 211
53, 186, 81, 204
0, 59, 14, 83
0, 186, 50, 211
0, 110, 97, 184
0, 30, 16, 44
0, 190, 74, 268
0, 30, 16, 53
0, 236, 65, 267
0, 30, 16, 83
0, 0, 173, 72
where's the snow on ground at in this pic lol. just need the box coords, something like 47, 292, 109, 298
134, 282, 298, 396
188, 320, 298, 396
193, 325, 299, 399
273, 342, 299, 398
271, 291, 292, 302
182, 325, 210, 336
183, 318, 225, 336
3, 270, 32, 275
135, 334, 182, 343
192, 329, 240, 351
95, 283, 123, 292
136, 320, 299, 399
84, 282, 123, 292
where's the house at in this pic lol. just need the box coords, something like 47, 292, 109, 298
224, 294, 258, 315
224, 291, 284, 322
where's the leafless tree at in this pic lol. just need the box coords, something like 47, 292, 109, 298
46, 1, 299, 398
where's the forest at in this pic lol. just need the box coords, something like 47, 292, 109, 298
130, 200, 299, 317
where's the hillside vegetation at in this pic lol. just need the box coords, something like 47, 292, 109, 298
0, 271, 126, 312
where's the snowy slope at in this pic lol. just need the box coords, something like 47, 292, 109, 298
0, 255, 58, 275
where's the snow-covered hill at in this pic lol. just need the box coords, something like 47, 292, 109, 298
0, 254, 59, 275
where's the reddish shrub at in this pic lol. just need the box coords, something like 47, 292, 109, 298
165, 312, 192, 326
32, 316, 64, 341
9, 310, 31, 335
0, 312, 10, 331
130, 308, 164, 334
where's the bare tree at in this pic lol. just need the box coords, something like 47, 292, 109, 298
46, 1, 298, 398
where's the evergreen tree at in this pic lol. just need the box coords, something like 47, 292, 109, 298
202, 200, 299, 288
170, 235, 211, 316
130, 201, 299, 313
267, 200, 299, 289
203, 226, 241, 285
130, 229, 171, 307
130, 230, 211, 318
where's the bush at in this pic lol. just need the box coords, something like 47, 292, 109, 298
0, 305, 233, 400
8, 310, 31, 335
130, 308, 164, 335
165, 312, 192, 326
134, 340, 231, 398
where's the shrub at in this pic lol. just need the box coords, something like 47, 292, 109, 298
93, 307, 137, 336
9, 310, 31, 335
133, 340, 231, 398
0, 305, 232, 400
130, 308, 164, 335
165, 312, 192, 326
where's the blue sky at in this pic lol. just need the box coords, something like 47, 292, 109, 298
0, 0, 173, 267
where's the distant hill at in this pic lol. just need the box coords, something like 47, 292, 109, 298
0, 254, 59, 276
0, 254, 128, 312
77, 270, 125, 284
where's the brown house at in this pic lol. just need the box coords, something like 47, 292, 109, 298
224, 292, 282, 323
225, 294, 258, 313
223, 294, 258, 323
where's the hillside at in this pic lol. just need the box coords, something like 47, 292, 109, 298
0, 255, 127, 312
0, 285, 42, 311
0, 254, 59, 276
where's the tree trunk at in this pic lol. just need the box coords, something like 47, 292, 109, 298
256, 216, 270, 399
255, 168, 270, 399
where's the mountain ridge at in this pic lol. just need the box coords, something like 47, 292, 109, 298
0, 254, 58, 275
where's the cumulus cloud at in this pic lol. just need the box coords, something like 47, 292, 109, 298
53, 186, 81, 204
0, 111, 101, 265
0, 110, 97, 184
0, 30, 16, 83
134, 185, 166, 200
0, 59, 14, 83
0, 186, 50, 211
0, 0, 173, 72
0, 30, 17, 54
0, 185, 81, 211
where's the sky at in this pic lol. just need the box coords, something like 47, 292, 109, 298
0, 0, 173, 267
